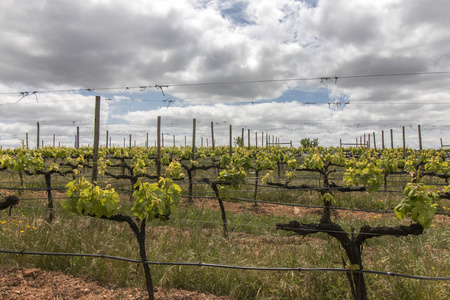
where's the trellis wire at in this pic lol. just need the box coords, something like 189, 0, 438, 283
0, 249, 448, 281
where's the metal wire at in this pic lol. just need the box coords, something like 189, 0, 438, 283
0, 249, 448, 281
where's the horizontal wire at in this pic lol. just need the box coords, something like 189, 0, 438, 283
2, 98, 450, 111
6, 195, 449, 219
0, 249, 448, 281
1, 70, 450, 96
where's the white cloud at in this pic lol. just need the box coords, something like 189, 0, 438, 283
1, 0, 450, 149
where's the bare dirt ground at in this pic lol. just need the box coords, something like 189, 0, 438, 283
0, 267, 230, 300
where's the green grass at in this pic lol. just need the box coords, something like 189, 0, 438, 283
0, 167, 449, 299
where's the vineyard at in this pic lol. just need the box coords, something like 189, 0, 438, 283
1, 144, 450, 299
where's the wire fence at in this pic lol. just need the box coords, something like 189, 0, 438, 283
1, 249, 448, 281
3, 188, 449, 217
1, 154, 450, 294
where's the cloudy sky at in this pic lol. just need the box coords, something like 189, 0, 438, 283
1, 0, 450, 149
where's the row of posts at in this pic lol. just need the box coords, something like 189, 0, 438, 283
340, 125, 427, 151
32, 122, 431, 153
30, 120, 289, 151
15, 96, 449, 183
27, 98, 438, 157
27, 97, 290, 182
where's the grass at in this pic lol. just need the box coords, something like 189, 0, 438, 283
0, 169, 449, 299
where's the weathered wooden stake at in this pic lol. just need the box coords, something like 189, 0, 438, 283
373, 132, 376, 149
157, 116, 161, 178
418, 124, 422, 151
92, 96, 101, 183
192, 119, 196, 160
390, 129, 394, 149
36, 122, 40, 149
76, 126, 80, 149
402, 126, 406, 154
211, 122, 215, 150
229, 125, 232, 155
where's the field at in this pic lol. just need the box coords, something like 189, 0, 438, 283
1, 145, 449, 299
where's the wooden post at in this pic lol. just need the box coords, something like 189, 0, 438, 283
36, 122, 40, 149
255, 132, 258, 148
92, 96, 101, 183
368, 134, 371, 148
129, 134, 132, 150
201, 137, 203, 147
229, 125, 232, 156
157, 116, 161, 178
76, 126, 80, 149
173, 135, 175, 147
184, 136, 186, 148
418, 124, 422, 151
390, 129, 394, 149
211, 122, 215, 150
123, 138, 125, 148
340, 139, 342, 147
26, 133, 29, 149
241, 128, 244, 148
441, 138, 443, 149
261, 132, 264, 147
381, 130, 385, 149
248, 129, 250, 150
402, 126, 406, 154
373, 132, 376, 149
52, 134, 55, 147
192, 119, 196, 159
106, 130, 109, 149
109, 137, 111, 148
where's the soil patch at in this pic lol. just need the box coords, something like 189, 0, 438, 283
0, 267, 230, 300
